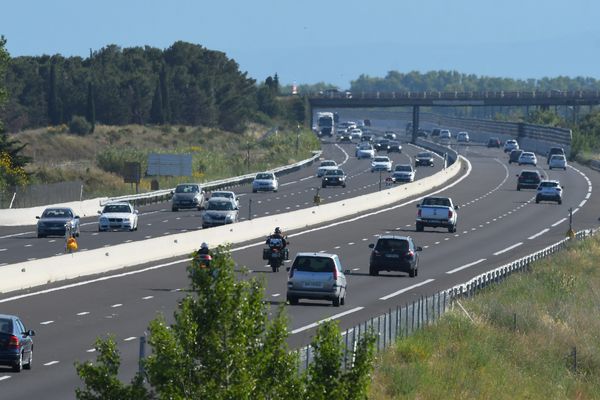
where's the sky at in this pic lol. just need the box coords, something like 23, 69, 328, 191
2, 0, 600, 88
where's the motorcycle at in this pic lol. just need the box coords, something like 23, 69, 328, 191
194, 252, 212, 269
262, 237, 289, 272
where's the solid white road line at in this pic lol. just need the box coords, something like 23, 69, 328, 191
551, 218, 567, 227
379, 279, 435, 300
290, 307, 364, 335
528, 228, 549, 240
493, 242, 523, 256
446, 259, 487, 274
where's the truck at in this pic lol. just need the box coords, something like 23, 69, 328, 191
415, 196, 459, 233
316, 112, 335, 137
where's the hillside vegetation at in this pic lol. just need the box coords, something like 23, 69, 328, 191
370, 234, 600, 399
15, 123, 320, 198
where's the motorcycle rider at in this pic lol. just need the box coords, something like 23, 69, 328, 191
266, 227, 287, 249
197, 242, 210, 255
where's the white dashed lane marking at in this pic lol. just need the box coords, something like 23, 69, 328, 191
551, 218, 567, 227
528, 228, 549, 240
493, 242, 523, 256
142, 296, 154, 300
447, 259, 487, 274
111, 304, 122, 308
124, 337, 137, 342
0, 376, 11, 381
40, 320, 54, 325
86, 348, 96, 353
379, 279, 435, 300
43, 361, 60, 366
76, 312, 90, 316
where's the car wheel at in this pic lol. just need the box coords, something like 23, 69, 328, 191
202, 225, 207, 229
341, 292, 346, 306
416, 222, 424, 232
342, 184, 346, 188
12, 351, 22, 372
172, 207, 178, 212
549, 166, 552, 170
409, 268, 416, 278
37, 233, 45, 238
333, 296, 341, 307
558, 199, 562, 205
415, 267, 419, 277
321, 183, 326, 188
517, 186, 521, 191
536, 197, 540, 204
252, 189, 257, 193
24, 349, 32, 370
287, 296, 298, 305
448, 225, 456, 233
369, 265, 379, 276
273, 189, 278, 193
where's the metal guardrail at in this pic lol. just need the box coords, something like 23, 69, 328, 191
296, 227, 599, 372
100, 151, 323, 206
308, 90, 600, 101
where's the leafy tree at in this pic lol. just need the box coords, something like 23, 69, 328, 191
69, 115, 91, 135
159, 63, 170, 123
47, 60, 61, 125
149, 80, 164, 124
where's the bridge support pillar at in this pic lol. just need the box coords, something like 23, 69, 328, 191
411, 105, 420, 144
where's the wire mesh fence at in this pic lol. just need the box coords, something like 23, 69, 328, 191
295, 227, 599, 372
0, 181, 84, 209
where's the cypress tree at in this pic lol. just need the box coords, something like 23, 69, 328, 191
48, 61, 60, 125
159, 64, 170, 123
150, 80, 164, 124
86, 81, 96, 132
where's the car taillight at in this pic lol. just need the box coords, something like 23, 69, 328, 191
8, 335, 19, 349
332, 267, 338, 280
448, 210, 453, 218
407, 250, 414, 258
417, 209, 422, 217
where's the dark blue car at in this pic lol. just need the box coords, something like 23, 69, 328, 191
0, 314, 35, 372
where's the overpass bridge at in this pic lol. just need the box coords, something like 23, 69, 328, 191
307, 90, 600, 142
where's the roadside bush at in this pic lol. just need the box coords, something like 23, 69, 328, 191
69, 116, 91, 135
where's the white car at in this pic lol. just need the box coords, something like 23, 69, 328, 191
548, 154, 567, 170
504, 139, 519, 153
252, 172, 278, 193
536, 180, 563, 204
518, 152, 537, 166
209, 190, 239, 206
456, 132, 470, 143
98, 202, 139, 232
392, 164, 415, 183
317, 160, 338, 177
355, 143, 375, 159
350, 128, 363, 139
439, 129, 451, 145
371, 156, 392, 172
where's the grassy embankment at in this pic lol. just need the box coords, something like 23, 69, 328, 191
15, 123, 320, 198
370, 234, 600, 399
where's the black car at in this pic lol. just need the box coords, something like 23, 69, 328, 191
384, 131, 397, 140
338, 133, 353, 143
322, 169, 347, 188
431, 128, 441, 139
36, 207, 81, 238
374, 139, 390, 152
517, 169, 543, 190
487, 137, 501, 148
368, 235, 422, 277
417, 129, 429, 138
0, 314, 35, 372
360, 134, 374, 143
387, 141, 402, 153
415, 152, 435, 167
509, 149, 524, 164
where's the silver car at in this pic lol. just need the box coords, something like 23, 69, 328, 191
286, 252, 347, 307
202, 198, 239, 228
252, 172, 278, 193
171, 183, 205, 212
36, 207, 80, 238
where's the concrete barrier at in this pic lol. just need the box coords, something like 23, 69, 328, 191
0, 157, 466, 294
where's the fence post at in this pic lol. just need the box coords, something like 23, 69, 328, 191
389, 308, 392, 344
383, 313, 386, 349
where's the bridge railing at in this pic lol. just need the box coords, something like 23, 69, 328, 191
308, 90, 600, 100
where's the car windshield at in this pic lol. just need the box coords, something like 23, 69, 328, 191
208, 201, 235, 211
325, 169, 344, 176
551, 155, 565, 161
395, 165, 412, 172
103, 204, 131, 213
375, 239, 409, 252
373, 157, 389, 162
256, 173, 273, 180
42, 208, 72, 218
417, 152, 432, 158
321, 161, 336, 167
293, 256, 336, 273
175, 185, 198, 193
521, 172, 539, 178
422, 197, 451, 207
211, 192, 233, 199
389, 141, 400, 146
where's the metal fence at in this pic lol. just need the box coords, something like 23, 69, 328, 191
296, 227, 599, 372
0, 181, 84, 209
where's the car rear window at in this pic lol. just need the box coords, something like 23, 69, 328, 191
256, 173, 273, 180
293, 256, 335, 273
422, 197, 451, 207
0, 318, 12, 334
539, 181, 558, 188
42, 209, 72, 218
375, 239, 409, 252
321, 161, 336, 167
520, 172, 540, 179
175, 185, 199, 193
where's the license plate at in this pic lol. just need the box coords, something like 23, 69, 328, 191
385, 254, 400, 258
303, 281, 323, 288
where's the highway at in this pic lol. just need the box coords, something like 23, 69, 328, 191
0, 132, 599, 399
0, 140, 442, 265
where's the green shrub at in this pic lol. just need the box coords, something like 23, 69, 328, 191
69, 116, 91, 135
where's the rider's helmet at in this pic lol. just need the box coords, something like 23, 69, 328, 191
274, 227, 281, 235
200, 242, 209, 250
